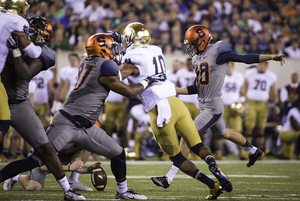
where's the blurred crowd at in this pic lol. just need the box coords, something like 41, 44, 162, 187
28, 0, 300, 57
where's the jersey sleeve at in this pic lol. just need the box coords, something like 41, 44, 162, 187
217, 41, 232, 54
38, 46, 55, 70
100, 60, 119, 77
216, 51, 260, 65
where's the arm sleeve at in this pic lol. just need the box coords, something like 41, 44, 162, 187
186, 78, 197, 94
216, 51, 260, 65
100, 60, 119, 77
38, 46, 55, 70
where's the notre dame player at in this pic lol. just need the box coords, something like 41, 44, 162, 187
112, 22, 232, 200
0, 16, 85, 200
0, 0, 42, 144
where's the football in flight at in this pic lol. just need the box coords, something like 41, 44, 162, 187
91, 165, 107, 191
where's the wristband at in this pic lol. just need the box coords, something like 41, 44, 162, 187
12, 49, 21, 58
68, 164, 70, 172
140, 80, 149, 89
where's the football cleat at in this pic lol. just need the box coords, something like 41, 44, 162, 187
205, 182, 223, 200
116, 189, 147, 200
151, 176, 170, 189
64, 189, 86, 201
70, 182, 93, 191
209, 163, 232, 192
3, 178, 17, 191
247, 148, 263, 167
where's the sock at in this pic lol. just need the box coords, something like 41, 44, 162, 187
12, 174, 21, 182
165, 165, 179, 184
68, 172, 79, 184
117, 179, 128, 194
242, 140, 257, 154
194, 169, 215, 189
3, 149, 10, 158
16, 149, 22, 156
204, 154, 216, 165
57, 175, 71, 193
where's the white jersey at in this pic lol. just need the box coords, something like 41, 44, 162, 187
123, 45, 176, 112
0, 10, 30, 73
127, 104, 150, 134
245, 67, 277, 101
106, 90, 124, 102
28, 80, 37, 95
59, 66, 79, 98
282, 107, 300, 132
221, 71, 244, 105
32, 70, 54, 104
166, 69, 178, 86
176, 68, 198, 105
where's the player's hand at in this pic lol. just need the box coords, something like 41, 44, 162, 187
145, 72, 166, 85
7, 35, 19, 49
34, 35, 45, 47
70, 160, 84, 171
272, 54, 285, 66
88, 162, 102, 173
107, 30, 122, 43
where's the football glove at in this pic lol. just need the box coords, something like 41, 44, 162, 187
107, 30, 122, 43
145, 72, 166, 85
34, 35, 45, 47
7, 35, 19, 49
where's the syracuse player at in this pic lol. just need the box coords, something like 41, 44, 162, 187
0, 0, 42, 144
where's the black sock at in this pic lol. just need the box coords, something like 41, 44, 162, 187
242, 140, 253, 148
3, 149, 10, 158
205, 154, 216, 165
0, 157, 39, 182
194, 169, 215, 189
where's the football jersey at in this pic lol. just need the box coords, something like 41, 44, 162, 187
282, 107, 300, 132
32, 69, 54, 104
127, 103, 150, 134
0, 10, 30, 73
192, 41, 229, 99
59, 66, 79, 98
221, 71, 244, 105
62, 57, 118, 125
2, 45, 55, 101
176, 68, 198, 104
122, 45, 176, 112
166, 69, 178, 86
245, 67, 277, 101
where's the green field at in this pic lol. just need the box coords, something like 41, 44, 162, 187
0, 158, 299, 200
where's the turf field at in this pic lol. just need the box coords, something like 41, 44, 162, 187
0, 158, 299, 200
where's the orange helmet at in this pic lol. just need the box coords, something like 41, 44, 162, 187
85, 33, 122, 64
184, 25, 212, 57
28, 16, 53, 45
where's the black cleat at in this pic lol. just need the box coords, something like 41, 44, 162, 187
247, 148, 263, 167
151, 176, 170, 189
209, 163, 232, 192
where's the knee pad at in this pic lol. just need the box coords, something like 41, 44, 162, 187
111, 150, 126, 180
169, 152, 186, 168
190, 143, 204, 156
0, 120, 10, 136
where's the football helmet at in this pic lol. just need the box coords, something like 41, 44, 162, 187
85, 33, 122, 64
1, 0, 30, 17
28, 16, 53, 45
123, 22, 151, 47
184, 25, 212, 57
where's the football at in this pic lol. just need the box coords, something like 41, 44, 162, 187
91, 165, 107, 191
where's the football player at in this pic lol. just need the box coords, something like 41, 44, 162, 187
0, 32, 165, 200
0, 16, 85, 200
0, 0, 42, 144
151, 25, 284, 192
114, 22, 232, 200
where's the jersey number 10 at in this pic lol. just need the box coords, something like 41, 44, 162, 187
153, 55, 166, 74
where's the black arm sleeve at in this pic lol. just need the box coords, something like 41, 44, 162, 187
186, 78, 197, 94
216, 51, 260, 65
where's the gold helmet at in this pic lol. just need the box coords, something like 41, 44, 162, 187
85, 33, 122, 64
229, 102, 249, 117
123, 22, 151, 47
1, 0, 30, 17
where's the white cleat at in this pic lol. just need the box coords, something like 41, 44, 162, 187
116, 189, 147, 200
70, 181, 93, 191
3, 178, 16, 191
64, 189, 86, 201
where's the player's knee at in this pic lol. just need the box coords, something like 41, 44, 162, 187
169, 152, 186, 168
26, 181, 43, 191
190, 143, 204, 156
0, 120, 10, 137
36, 143, 56, 156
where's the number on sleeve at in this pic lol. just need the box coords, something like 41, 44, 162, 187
73, 62, 94, 91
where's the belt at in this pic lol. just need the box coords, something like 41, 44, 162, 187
197, 97, 219, 104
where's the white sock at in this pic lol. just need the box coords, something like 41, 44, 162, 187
244, 146, 257, 155
12, 174, 21, 182
165, 165, 179, 184
117, 180, 128, 194
57, 175, 71, 193
68, 172, 80, 184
